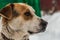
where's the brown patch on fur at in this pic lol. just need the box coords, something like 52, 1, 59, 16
22, 9, 33, 20
14, 3, 28, 14
14, 3, 33, 20
12, 10, 20, 18
0, 4, 20, 20
0, 4, 13, 19
0, 3, 33, 21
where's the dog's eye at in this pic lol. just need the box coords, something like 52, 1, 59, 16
24, 12, 31, 16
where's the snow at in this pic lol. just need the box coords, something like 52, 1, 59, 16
30, 11, 60, 40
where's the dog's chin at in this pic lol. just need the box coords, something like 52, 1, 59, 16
28, 29, 46, 34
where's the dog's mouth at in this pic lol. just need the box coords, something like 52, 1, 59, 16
28, 31, 34, 34
28, 23, 48, 34
28, 28, 46, 34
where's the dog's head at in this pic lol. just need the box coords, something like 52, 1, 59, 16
0, 3, 48, 34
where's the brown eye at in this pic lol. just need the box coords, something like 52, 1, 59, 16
24, 12, 31, 16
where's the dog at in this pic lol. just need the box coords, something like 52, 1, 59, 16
0, 3, 48, 40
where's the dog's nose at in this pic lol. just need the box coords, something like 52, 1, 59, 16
41, 19, 48, 27
39, 19, 48, 32
40, 19, 48, 30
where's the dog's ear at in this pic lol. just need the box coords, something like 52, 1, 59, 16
0, 4, 14, 19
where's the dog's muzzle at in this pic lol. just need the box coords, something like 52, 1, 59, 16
28, 19, 48, 34
39, 19, 48, 32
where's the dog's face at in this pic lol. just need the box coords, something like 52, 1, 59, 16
0, 3, 48, 34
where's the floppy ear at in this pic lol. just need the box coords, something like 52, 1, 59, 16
0, 4, 14, 19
